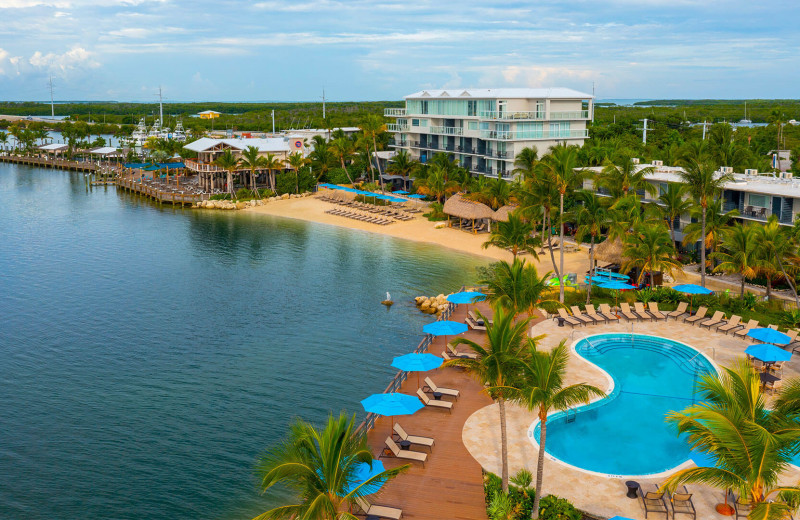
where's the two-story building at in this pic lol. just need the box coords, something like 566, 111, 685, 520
385, 88, 593, 180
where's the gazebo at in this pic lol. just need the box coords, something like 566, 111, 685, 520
594, 237, 625, 267
443, 193, 494, 233
492, 204, 517, 223
39, 143, 69, 157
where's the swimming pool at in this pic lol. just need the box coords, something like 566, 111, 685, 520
530, 333, 716, 477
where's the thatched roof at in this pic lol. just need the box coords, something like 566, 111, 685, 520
443, 193, 494, 220
594, 237, 624, 264
492, 204, 517, 222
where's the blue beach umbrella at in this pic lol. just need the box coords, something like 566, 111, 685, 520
747, 327, 792, 345
423, 320, 468, 336
745, 343, 792, 363
392, 352, 444, 387
408, 194, 426, 199
672, 284, 713, 313
361, 392, 424, 436
609, 517, 636, 520
446, 291, 486, 305
345, 460, 388, 495
598, 280, 636, 310
394, 190, 409, 194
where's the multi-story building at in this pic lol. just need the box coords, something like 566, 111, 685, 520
385, 88, 594, 179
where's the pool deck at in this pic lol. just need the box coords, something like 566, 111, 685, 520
463, 316, 800, 519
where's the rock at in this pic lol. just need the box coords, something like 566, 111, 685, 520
235, 202, 246, 210
423, 306, 437, 314
281, 194, 290, 200
420, 301, 431, 311
434, 222, 446, 229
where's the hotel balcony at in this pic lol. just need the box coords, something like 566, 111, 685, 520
387, 123, 409, 132
384, 108, 406, 117
479, 110, 589, 121
185, 159, 225, 173
480, 129, 589, 141
723, 200, 794, 225
429, 126, 464, 136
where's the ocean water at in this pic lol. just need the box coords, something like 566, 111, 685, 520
0, 163, 484, 519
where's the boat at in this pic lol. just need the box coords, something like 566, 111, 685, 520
172, 121, 186, 142
125, 118, 148, 148
738, 101, 752, 125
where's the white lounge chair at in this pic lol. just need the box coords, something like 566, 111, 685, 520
416, 389, 453, 413
423, 377, 459, 399
384, 437, 427, 466
355, 496, 403, 520
393, 423, 434, 451
667, 302, 689, 320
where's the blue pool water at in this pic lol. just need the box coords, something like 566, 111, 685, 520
536, 334, 715, 476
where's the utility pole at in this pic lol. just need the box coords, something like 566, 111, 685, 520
158, 86, 163, 125
591, 82, 595, 123
702, 120, 708, 140
271, 110, 275, 134
321, 87, 326, 119
639, 118, 649, 144
48, 76, 55, 119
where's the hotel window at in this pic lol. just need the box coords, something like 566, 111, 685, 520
412, 119, 420, 127
421, 100, 429, 114
535, 101, 545, 118
479, 122, 489, 130
468, 100, 477, 117
749, 193, 768, 208
517, 122, 543, 138
658, 183, 668, 196
468, 121, 478, 130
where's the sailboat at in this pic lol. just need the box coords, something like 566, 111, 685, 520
739, 101, 752, 125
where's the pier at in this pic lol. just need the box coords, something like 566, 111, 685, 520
0, 154, 98, 173
116, 176, 209, 206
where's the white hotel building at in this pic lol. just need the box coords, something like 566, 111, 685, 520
385, 88, 593, 179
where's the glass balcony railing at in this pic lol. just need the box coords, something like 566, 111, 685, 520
384, 108, 406, 117
549, 110, 590, 120
429, 126, 463, 136
478, 110, 589, 120
480, 129, 589, 140
387, 123, 409, 132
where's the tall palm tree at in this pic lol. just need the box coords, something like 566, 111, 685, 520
512, 146, 538, 181
678, 158, 733, 287
213, 149, 239, 198
329, 137, 355, 184
657, 183, 692, 245
254, 412, 408, 520
682, 199, 738, 273
711, 223, 760, 297
469, 177, 512, 210
536, 144, 586, 303
622, 223, 683, 288
262, 153, 284, 193
661, 361, 800, 520
359, 115, 387, 189
569, 191, 611, 304
385, 149, 416, 178
480, 258, 556, 317
482, 212, 540, 260
413, 164, 457, 203
239, 146, 267, 195
597, 153, 656, 200
755, 216, 800, 305
288, 152, 310, 194
446, 305, 532, 493
511, 343, 605, 519
0, 131, 7, 151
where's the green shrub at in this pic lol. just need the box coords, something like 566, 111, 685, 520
538, 494, 581, 520
483, 471, 535, 520
210, 193, 231, 200
275, 170, 316, 195
236, 188, 253, 200
424, 202, 447, 221
258, 188, 275, 198
324, 167, 351, 185
781, 309, 800, 328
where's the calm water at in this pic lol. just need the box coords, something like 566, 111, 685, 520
0, 163, 484, 519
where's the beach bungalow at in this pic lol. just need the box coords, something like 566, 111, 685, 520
443, 193, 494, 233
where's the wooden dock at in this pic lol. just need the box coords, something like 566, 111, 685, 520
116, 176, 209, 206
0, 154, 98, 173
361, 302, 496, 520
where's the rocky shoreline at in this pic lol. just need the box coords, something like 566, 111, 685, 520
193, 192, 314, 210
414, 294, 454, 316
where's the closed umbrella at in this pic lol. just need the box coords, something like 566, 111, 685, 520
361, 392, 424, 437
747, 328, 792, 345
391, 352, 443, 387
672, 284, 714, 314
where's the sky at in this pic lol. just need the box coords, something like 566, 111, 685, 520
0, 0, 798, 102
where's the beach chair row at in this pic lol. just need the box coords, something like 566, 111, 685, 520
343, 201, 416, 220
324, 208, 395, 225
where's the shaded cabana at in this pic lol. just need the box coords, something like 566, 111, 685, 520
492, 204, 518, 223
39, 143, 69, 157
89, 147, 123, 162
443, 193, 494, 233
594, 237, 625, 267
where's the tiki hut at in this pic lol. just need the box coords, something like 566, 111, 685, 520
492, 204, 517, 222
594, 237, 624, 265
443, 193, 494, 233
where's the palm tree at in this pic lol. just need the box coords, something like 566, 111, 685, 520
330, 137, 355, 184
446, 305, 532, 493
536, 144, 586, 303
661, 361, 800, 520
414, 164, 457, 203
0, 131, 8, 151
385, 149, 417, 178
288, 152, 310, 194
597, 153, 656, 200
262, 153, 284, 193
755, 216, 800, 304
511, 343, 605, 519
622, 223, 683, 288
239, 146, 266, 195
480, 258, 556, 317
359, 115, 387, 189
512, 146, 538, 181
482, 212, 540, 260
213, 149, 239, 198
678, 158, 733, 287
254, 412, 408, 520
468, 177, 512, 210
569, 191, 611, 304
657, 183, 692, 245
711, 223, 761, 297
682, 199, 738, 273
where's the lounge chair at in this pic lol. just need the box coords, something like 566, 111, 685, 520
619, 303, 640, 321
465, 316, 486, 331
683, 306, 708, 325
570, 305, 598, 325
765, 379, 783, 395
634, 302, 654, 321
638, 484, 669, 519
734, 319, 759, 338
416, 389, 453, 412
598, 304, 620, 321
648, 302, 667, 320
468, 310, 492, 326
718, 315, 743, 334
669, 486, 696, 520
698, 311, 726, 330
447, 343, 477, 360
667, 302, 689, 320
768, 324, 779, 330
732, 493, 751, 520
393, 423, 434, 451
383, 437, 427, 466
557, 308, 583, 327
584, 304, 609, 323
423, 377, 459, 399
355, 496, 403, 520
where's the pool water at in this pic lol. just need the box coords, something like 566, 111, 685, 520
534, 334, 715, 476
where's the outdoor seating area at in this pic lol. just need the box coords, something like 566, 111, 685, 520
324, 208, 397, 225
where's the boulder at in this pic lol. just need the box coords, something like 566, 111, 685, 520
419, 301, 431, 311
281, 193, 290, 200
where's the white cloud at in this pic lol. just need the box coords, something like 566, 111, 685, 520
28, 45, 100, 72
1, 0, 71, 7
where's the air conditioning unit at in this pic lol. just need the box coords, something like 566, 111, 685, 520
652, 160, 664, 167
744, 168, 758, 176
632, 157, 640, 164
719, 166, 734, 174
783, 172, 793, 179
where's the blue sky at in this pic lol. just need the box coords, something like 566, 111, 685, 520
0, 0, 798, 102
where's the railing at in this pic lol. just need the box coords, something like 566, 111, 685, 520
429, 125, 464, 136
354, 299, 457, 436
387, 123, 409, 132
480, 129, 589, 140
486, 150, 508, 158
185, 159, 225, 173
549, 110, 590, 120
479, 111, 544, 120
384, 108, 407, 117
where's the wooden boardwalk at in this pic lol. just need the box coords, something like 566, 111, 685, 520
0, 154, 97, 173
364, 302, 495, 520
116, 176, 208, 206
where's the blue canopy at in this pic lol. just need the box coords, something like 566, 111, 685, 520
408, 194, 426, 199
599, 281, 637, 290
609, 517, 636, 520
361, 392, 423, 417
446, 291, 486, 305
423, 320, 468, 336
747, 327, 793, 345
143, 165, 161, 171
672, 284, 713, 295
160, 162, 185, 169
391, 352, 443, 373
745, 343, 792, 363
375, 194, 392, 200
124, 162, 150, 169
388, 197, 406, 202
394, 190, 409, 194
